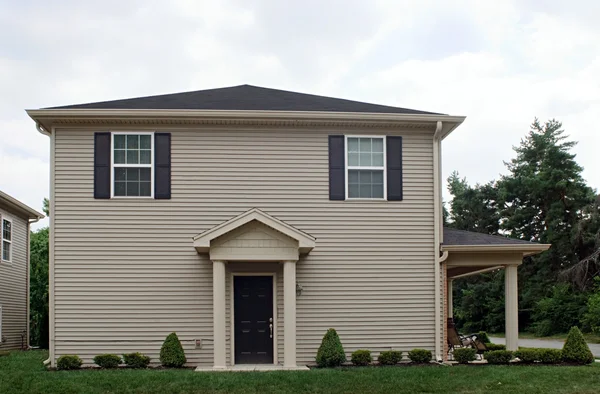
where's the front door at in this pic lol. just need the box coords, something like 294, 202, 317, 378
234, 276, 274, 364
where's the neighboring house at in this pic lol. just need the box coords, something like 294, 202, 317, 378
0, 191, 44, 350
27, 85, 550, 369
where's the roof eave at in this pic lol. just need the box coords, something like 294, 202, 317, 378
0, 191, 45, 220
441, 244, 551, 257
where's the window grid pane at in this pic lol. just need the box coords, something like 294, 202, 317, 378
347, 137, 384, 168
2, 220, 11, 242
348, 170, 384, 198
2, 241, 9, 261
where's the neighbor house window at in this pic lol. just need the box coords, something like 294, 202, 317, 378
111, 132, 154, 197
2, 218, 11, 262
346, 136, 386, 199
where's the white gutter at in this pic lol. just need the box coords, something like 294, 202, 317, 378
36, 122, 51, 137
433, 121, 443, 362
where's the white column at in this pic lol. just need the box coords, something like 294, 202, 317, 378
212, 260, 227, 369
283, 261, 297, 368
447, 279, 453, 318
505, 265, 519, 351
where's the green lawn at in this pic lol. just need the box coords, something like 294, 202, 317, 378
2, 351, 600, 394
490, 332, 600, 344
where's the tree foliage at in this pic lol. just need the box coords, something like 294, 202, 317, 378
30, 226, 49, 348
449, 119, 599, 335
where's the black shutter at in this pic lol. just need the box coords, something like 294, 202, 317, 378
154, 133, 171, 199
386, 136, 403, 201
94, 132, 111, 199
329, 135, 345, 200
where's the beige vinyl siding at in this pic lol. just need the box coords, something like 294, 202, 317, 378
53, 126, 435, 366
0, 208, 28, 350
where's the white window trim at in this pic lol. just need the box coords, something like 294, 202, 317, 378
110, 131, 155, 199
344, 135, 387, 201
2, 216, 12, 263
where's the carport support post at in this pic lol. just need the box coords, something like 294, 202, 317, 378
283, 260, 297, 368
505, 265, 519, 351
213, 260, 227, 369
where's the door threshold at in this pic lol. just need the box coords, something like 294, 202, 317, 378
195, 365, 309, 372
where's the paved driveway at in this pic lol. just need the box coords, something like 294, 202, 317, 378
489, 337, 600, 358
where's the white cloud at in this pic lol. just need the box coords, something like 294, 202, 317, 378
0, 0, 598, 228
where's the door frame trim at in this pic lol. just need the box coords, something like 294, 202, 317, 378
230, 272, 278, 366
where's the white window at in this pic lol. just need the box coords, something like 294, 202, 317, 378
2, 218, 11, 262
345, 136, 386, 199
111, 132, 154, 198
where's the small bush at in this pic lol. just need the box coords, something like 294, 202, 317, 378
377, 350, 402, 365
538, 348, 562, 364
160, 332, 187, 367
408, 349, 432, 364
477, 332, 490, 343
123, 352, 151, 368
93, 354, 122, 369
453, 348, 476, 364
561, 326, 594, 364
485, 350, 513, 364
484, 343, 506, 351
57, 355, 82, 370
316, 328, 346, 367
514, 348, 540, 364
350, 350, 372, 366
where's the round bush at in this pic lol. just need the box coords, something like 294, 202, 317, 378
485, 350, 513, 364
539, 348, 562, 364
316, 328, 346, 367
561, 327, 594, 364
123, 352, 151, 368
485, 343, 506, 351
351, 350, 372, 366
160, 332, 187, 367
477, 332, 490, 343
57, 355, 82, 370
93, 354, 122, 369
514, 348, 540, 364
453, 348, 476, 364
408, 349, 432, 364
377, 350, 402, 365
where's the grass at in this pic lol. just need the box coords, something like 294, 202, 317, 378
2, 351, 600, 394
490, 332, 600, 344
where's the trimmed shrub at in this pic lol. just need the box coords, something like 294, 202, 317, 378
408, 349, 432, 364
160, 332, 187, 367
453, 348, 476, 364
93, 354, 122, 369
561, 326, 594, 364
477, 332, 490, 343
485, 350, 513, 364
351, 350, 372, 366
539, 348, 562, 364
123, 352, 151, 368
57, 355, 83, 370
514, 348, 540, 364
316, 328, 346, 367
377, 350, 402, 365
485, 343, 506, 351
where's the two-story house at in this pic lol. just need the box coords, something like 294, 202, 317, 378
27, 85, 549, 369
0, 190, 44, 350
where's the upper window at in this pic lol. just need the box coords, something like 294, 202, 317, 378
2, 218, 11, 262
111, 132, 154, 198
346, 136, 386, 199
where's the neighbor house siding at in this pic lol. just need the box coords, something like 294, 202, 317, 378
0, 208, 28, 350
52, 125, 435, 366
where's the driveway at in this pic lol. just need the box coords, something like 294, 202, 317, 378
489, 337, 600, 358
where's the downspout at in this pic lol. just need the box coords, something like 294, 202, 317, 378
433, 121, 443, 362
36, 122, 53, 366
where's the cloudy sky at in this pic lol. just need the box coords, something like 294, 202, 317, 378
1, 0, 599, 229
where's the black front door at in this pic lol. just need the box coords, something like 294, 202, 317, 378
234, 276, 274, 364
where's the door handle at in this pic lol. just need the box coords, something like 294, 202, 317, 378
269, 323, 273, 338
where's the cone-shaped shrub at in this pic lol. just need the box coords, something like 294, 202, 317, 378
562, 326, 594, 364
316, 328, 346, 367
160, 332, 187, 367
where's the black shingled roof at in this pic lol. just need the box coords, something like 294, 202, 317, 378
443, 227, 537, 246
47, 84, 441, 114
